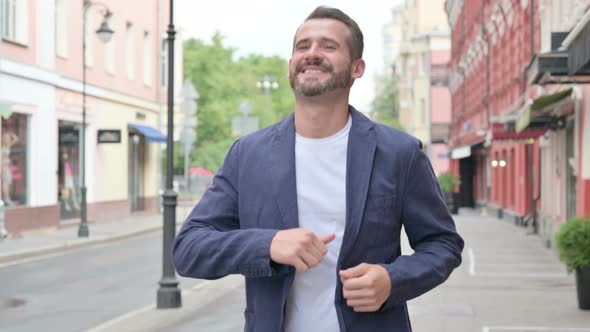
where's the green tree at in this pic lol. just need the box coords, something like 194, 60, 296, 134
370, 73, 401, 129
182, 33, 294, 173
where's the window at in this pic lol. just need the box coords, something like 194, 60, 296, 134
143, 31, 152, 86
1, 113, 29, 206
126, 22, 135, 80
1, 0, 28, 44
55, 0, 68, 57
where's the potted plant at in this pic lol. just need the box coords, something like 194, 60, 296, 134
554, 216, 590, 310
437, 172, 458, 215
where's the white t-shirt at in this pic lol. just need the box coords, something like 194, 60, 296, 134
285, 115, 351, 332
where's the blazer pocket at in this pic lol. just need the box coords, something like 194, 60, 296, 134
363, 194, 398, 246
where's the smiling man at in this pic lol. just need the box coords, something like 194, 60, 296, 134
172, 6, 464, 332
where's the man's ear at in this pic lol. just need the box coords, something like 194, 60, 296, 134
352, 59, 365, 79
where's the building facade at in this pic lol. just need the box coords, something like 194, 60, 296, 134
397, 0, 452, 175
445, 0, 590, 245
0, 0, 183, 234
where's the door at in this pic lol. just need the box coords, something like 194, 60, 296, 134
128, 134, 145, 211
58, 122, 81, 220
565, 121, 576, 219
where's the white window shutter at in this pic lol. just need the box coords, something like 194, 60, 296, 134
15, 0, 29, 44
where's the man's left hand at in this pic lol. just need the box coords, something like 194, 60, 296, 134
339, 263, 391, 312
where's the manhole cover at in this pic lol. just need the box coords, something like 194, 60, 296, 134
0, 297, 26, 309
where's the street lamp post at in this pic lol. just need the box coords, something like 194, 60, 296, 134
78, 0, 114, 237
157, 0, 181, 308
256, 76, 278, 116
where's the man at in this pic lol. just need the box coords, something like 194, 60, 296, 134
173, 6, 463, 332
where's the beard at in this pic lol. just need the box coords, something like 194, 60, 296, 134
289, 60, 353, 97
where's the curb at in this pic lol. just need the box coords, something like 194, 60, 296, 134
0, 224, 162, 264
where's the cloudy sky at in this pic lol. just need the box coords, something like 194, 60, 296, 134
177, 0, 403, 112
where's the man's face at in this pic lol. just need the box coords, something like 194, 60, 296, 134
289, 18, 363, 97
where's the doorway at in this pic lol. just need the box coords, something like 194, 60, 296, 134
565, 120, 577, 219
128, 134, 146, 211
58, 121, 81, 220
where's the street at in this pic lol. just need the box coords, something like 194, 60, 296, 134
1, 211, 590, 332
0, 232, 202, 332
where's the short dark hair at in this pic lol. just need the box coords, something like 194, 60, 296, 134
296, 6, 364, 60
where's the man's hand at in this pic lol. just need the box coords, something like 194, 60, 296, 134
339, 263, 391, 312
270, 228, 335, 272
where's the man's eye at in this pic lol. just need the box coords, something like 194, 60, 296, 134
296, 45, 309, 50
324, 44, 336, 49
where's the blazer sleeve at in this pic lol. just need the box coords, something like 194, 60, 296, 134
172, 139, 282, 279
380, 142, 464, 309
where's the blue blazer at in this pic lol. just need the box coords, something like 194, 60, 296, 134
173, 107, 464, 332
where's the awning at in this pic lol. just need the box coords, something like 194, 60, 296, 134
514, 88, 573, 133
491, 123, 546, 141
129, 124, 167, 143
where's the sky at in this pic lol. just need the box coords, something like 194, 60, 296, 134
177, 0, 402, 112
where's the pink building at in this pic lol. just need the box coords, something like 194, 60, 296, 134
0, 0, 182, 234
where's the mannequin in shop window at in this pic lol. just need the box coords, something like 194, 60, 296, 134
1, 126, 18, 206
61, 150, 80, 212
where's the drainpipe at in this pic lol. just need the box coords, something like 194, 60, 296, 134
527, 0, 538, 232
481, 0, 492, 206
0, 0, 7, 239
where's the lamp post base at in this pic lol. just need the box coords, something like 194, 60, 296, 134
157, 279, 182, 308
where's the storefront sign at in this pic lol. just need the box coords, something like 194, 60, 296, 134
97, 130, 121, 143
451, 145, 471, 159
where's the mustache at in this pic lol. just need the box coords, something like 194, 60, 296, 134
295, 60, 333, 74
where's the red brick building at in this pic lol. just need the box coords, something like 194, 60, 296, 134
445, 0, 590, 244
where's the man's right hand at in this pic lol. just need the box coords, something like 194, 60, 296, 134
270, 228, 335, 272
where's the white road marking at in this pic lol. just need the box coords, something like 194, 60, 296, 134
85, 280, 214, 332
468, 247, 476, 276
483, 326, 590, 331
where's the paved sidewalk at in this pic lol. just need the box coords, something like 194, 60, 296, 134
0, 200, 197, 265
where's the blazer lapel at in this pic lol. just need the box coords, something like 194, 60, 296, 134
340, 108, 376, 260
269, 114, 299, 229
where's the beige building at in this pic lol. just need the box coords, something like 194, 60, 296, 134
396, 0, 451, 175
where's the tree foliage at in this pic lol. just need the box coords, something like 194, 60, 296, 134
370, 73, 402, 130
181, 32, 294, 172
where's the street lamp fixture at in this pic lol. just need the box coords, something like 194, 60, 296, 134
78, 0, 114, 238
256, 76, 278, 116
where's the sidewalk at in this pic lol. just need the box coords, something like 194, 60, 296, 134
0, 200, 197, 265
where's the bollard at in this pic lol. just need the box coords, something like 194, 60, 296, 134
0, 200, 7, 239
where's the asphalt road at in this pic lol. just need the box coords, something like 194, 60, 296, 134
0, 232, 202, 332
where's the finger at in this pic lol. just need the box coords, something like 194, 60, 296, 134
352, 305, 380, 313
342, 288, 371, 300
299, 250, 320, 269
346, 298, 375, 307
342, 274, 370, 290
292, 257, 309, 272
318, 233, 336, 244
311, 236, 329, 257
306, 244, 325, 262
339, 263, 370, 280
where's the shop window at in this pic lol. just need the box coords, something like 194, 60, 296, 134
1, 113, 28, 206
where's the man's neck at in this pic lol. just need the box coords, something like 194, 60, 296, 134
294, 93, 350, 139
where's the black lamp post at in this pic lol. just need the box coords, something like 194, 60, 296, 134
157, 0, 181, 308
78, 0, 114, 238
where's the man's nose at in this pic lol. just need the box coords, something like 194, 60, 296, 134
303, 45, 322, 63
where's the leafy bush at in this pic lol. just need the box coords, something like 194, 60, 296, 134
555, 217, 590, 272
437, 173, 457, 193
